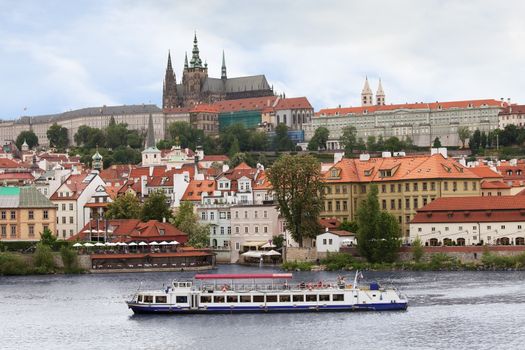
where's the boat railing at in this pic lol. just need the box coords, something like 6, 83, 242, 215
194, 282, 350, 293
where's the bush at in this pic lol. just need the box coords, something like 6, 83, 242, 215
282, 261, 313, 271
411, 237, 424, 263
0, 253, 30, 275
321, 252, 354, 271
33, 243, 57, 274
428, 253, 461, 270
60, 246, 83, 274
0, 241, 35, 252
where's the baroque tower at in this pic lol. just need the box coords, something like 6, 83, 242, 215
182, 32, 209, 106
162, 51, 178, 109
376, 79, 385, 106
361, 77, 373, 107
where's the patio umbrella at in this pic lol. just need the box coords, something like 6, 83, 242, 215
168, 240, 179, 245
149, 241, 159, 245
261, 242, 276, 249
117, 242, 128, 246
72, 243, 83, 248
263, 250, 281, 256
138, 242, 148, 246
128, 242, 138, 246
94, 242, 105, 247
159, 241, 169, 245
107, 242, 117, 247
241, 251, 263, 258
83, 243, 95, 247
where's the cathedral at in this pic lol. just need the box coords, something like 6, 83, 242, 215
361, 76, 386, 106
162, 33, 274, 108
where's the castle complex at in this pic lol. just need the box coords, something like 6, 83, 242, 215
162, 33, 274, 108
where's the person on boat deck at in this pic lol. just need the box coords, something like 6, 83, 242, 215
300, 282, 306, 289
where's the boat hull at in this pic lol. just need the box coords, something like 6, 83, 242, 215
127, 302, 408, 314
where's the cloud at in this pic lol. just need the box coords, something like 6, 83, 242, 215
1, 0, 525, 118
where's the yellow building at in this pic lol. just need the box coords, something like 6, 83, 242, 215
321, 153, 481, 240
0, 187, 57, 241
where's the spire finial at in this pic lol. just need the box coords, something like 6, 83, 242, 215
190, 31, 202, 68
184, 52, 188, 69
221, 50, 227, 79
146, 114, 156, 149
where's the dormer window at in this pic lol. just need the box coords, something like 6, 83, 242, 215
379, 169, 392, 178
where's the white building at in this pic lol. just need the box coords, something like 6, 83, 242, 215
316, 229, 356, 253
410, 196, 525, 246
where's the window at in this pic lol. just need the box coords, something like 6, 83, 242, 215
201, 212, 206, 220
422, 182, 427, 191
240, 295, 251, 303
69, 203, 73, 211
405, 183, 410, 192
228, 227, 231, 235
501, 225, 505, 229
323, 239, 327, 245
235, 242, 240, 250
418, 227, 422, 232
423, 197, 428, 206
210, 212, 215, 220
360, 185, 366, 193
463, 181, 468, 191
255, 226, 259, 233
69, 216, 74, 224
279, 295, 291, 302
413, 198, 418, 208
445, 227, 449, 231
487, 226, 491, 230
1, 211, 5, 220
453, 182, 457, 191
413, 183, 418, 191
405, 215, 410, 223
519, 225, 522, 230
328, 239, 333, 245
10, 225, 16, 237
62, 204, 66, 211
264, 226, 268, 233
342, 186, 348, 194
213, 227, 217, 235
293, 295, 304, 302
328, 201, 333, 211
143, 295, 154, 303
431, 182, 436, 191
332, 294, 344, 302
220, 227, 224, 235
244, 227, 248, 234
381, 185, 386, 193
227, 212, 231, 219
266, 295, 278, 303
336, 201, 341, 211
459, 226, 463, 231
235, 211, 239, 219
213, 296, 225, 303
220, 212, 226, 219
405, 198, 410, 209
319, 294, 330, 302
28, 225, 35, 237
473, 182, 477, 190
390, 184, 395, 193
156, 296, 167, 303
62, 217, 66, 224
1, 225, 6, 238
263, 211, 268, 218
10, 211, 15, 220
200, 296, 212, 303
244, 211, 248, 219
444, 182, 449, 191
398, 184, 402, 193
28, 211, 34, 220
473, 226, 477, 230
43, 210, 48, 220
306, 294, 317, 302
431, 227, 436, 232
227, 295, 238, 303
253, 295, 265, 303
382, 200, 387, 210
235, 227, 240, 234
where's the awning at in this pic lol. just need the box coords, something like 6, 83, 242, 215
242, 241, 267, 248
241, 251, 264, 258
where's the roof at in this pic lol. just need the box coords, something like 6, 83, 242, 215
90, 251, 212, 260
417, 196, 525, 212
317, 99, 504, 117
49, 173, 91, 200
499, 104, 525, 115
468, 166, 502, 179
274, 97, 312, 110
0, 186, 55, 208
202, 155, 229, 162
253, 170, 272, 190
0, 172, 35, 181
319, 218, 341, 229
327, 230, 355, 237
0, 158, 23, 169
214, 96, 279, 113
323, 154, 479, 183
481, 181, 511, 189
181, 180, 216, 201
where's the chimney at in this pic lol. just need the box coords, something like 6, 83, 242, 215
149, 166, 154, 177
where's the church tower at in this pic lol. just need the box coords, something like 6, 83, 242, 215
92, 147, 103, 172
162, 51, 178, 109
182, 32, 209, 106
221, 50, 227, 80
376, 79, 385, 106
141, 114, 161, 166
361, 77, 373, 107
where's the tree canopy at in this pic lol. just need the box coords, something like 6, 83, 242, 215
16, 130, 38, 150
105, 192, 142, 219
457, 126, 471, 149
308, 127, 329, 151
267, 154, 323, 247
141, 190, 173, 222
433, 137, 442, 148
171, 201, 209, 248
47, 123, 69, 150
340, 126, 357, 156
273, 123, 294, 151
355, 184, 401, 263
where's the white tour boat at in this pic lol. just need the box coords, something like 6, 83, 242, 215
126, 271, 408, 314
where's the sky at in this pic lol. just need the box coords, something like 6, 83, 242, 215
1, 0, 524, 119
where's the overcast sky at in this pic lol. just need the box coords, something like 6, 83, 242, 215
1, 0, 524, 119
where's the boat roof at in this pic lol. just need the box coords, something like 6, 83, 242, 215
194, 273, 293, 280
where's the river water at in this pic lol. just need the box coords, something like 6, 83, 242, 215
1, 265, 524, 350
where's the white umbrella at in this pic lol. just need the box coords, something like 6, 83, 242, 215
117, 242, 128, 246
107, 242, 118, 247
241, 251, 263, 258
94, 242, 105, 247
72, 243, 83, 247
263, 250, 281, 256
128, 242, 138, 246
138, 242, 148, 246
159, 241, 169, 245
261, 242, 276, 249
149, 241, 159, 245
83, 242, 95, 247
168, 240, 179, 245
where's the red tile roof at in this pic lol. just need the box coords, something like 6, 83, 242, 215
213, 96, 279, 113
0, 172, 35, 180
468, 166, 502, 180
328, 230, 355, 236
181, 180, 216, 201
317, 99, 504, 117
274, 97, 312, 110
319, 218, 341, 229
253, 170, 272, 190
129, 166, 167, 179
481, 181, 511, 189
499, 104, 525, 115
0, 158, 23, 169
202, 155, 229, 162
50, 173, 90, 200
417, 196, 525, 211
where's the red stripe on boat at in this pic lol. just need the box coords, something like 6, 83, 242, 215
194, 273, 293, 280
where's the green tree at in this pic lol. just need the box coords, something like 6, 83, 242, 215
169, 121, 205, 150
411, 237, 424, 263
126, 130, 143, 149
74, 125, 92, 146
229, 152, 251, 168
171, 202, 209, 248
112, 146, 141, 164
33, 243, 57, 273
60, 246, 82, 274
16, 130, 38, 150
47, 123, 69, 150
156, 140, 173, 150
308, 127, 329, 151
273, 123, 294, 151
40, 227, 57, 247
355, 184, 401, 263
338, 220, 358, 233
469, 129, 482, 153
340, 126, 357, 156
384, 136, 403, 152
105, 118, 129, 149
249, 131, 269, 151
366, 135, 377, 151
457, 126, 471, 149
268, 154, 323, 247
432, 137, 442, 148
141, 190, 173, 222
228, 138, 241, 158
106, 192, 142, 219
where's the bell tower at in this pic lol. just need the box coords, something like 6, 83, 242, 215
361, 77, 373, 107
162, 51, 178, 109
182, 32, 208, 106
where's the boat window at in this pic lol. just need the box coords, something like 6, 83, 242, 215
227, 295, 238, 303
319, 295, 330, 302
176, 296, 188, 304
293, 295, 304, 302
143, 295, 154, 303
253, 295, 265, 303
200, 295, 212, 303
213, 296, 225, 303
266, 295, 278, 303
137, 295, 143, 302
305, 294, 317, 302
156, 296, 167, 303
279, 295, 291, 302
240, 295, 251, 303
332, 294, 344, 302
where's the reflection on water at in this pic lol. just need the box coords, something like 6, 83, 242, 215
1, 266, 525, 350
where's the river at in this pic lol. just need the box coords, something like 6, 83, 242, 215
1, 265, 524, 350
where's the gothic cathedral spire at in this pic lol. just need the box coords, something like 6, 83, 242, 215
361, 76, 373, 107
146, 113, 156, 149
184, 52, 189, 69
221, 50, 227, 79
162, 50, 178, 109
376, 78, 385, 106
190, 31, 202, 68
